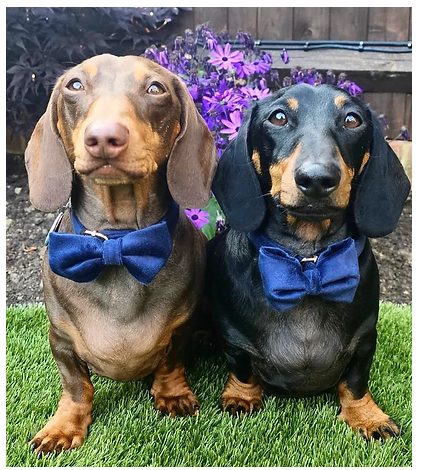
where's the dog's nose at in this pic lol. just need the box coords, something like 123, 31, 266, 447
294, 162, 341, 199
84, 122, 129, 159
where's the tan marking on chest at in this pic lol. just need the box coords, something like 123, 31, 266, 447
287, 214, 331, 241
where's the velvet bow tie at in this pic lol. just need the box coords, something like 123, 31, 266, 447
247, 232, 366, 312
48, 202, 179, 284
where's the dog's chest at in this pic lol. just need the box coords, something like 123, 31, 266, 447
47, 265, 191, 381
252, 299, 354, 394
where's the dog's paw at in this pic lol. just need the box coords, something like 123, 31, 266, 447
338, 409, 402, 440
154, 391, 199, 417
29, 426, 86, 457
220, 396, 262, 415
28, 399, 92, 457
337, 383, 403, 441
220, 373, 263, 416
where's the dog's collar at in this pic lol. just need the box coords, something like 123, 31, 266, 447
247, 231, 367, 312
47, 201, 179, 284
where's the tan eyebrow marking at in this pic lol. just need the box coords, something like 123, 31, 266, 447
334, 95, 346, 108
287, 98, 299, 110
134, 64, 148, 81
83, 62, 98, 79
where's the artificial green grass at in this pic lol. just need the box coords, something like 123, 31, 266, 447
6, 302, 412, 467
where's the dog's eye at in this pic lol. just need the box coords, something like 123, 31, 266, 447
269, 110, 288, 127
66, 80, 84, 91
147, 83, 165, 95
344, 113, 362, 129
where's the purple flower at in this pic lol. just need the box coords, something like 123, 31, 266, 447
283, 76, 292, 87
348, 82, 363, 96
337, 72, 348, 85
236, 31, 255, 50
184, 209, 210, 229
215, 211, 226, 234
234, 60, 255, 79
260, 52, 273, 65
188, 84, 200, 101
338, 80, 363, 97
205, 31, 218, 51
281, 49, 289, 64
202, 89, 243, 113
399, 126, 410, 141
208, 44, 244, 71
144, 47, 159, 62
291, 67, 305, 84
220, 110, 244, 140
326, 70, 336, 85
252, 59, 271, 74
174, 36, 185, 52
377, 114, 389, 131
158, 48, 169, 67
241, 86, 271, 102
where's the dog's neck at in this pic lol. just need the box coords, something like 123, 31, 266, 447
261, 204, 353, 258
71, 172, 173, 231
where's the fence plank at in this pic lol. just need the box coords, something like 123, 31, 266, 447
364, 92, 406, 139
257, 7, 294, 40
175, 8, 195, 34
329, 8, 369, 40
368, 7, 411, 41
293, 8, 330, 40
270, 49, 411, 74
194, 7, 228, 32
228, 7, 257, 37
384, 8, 411, 41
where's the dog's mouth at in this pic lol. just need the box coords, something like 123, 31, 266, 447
76, 160, 150, 185
284, 203, 344, 221
85, 164, 132, 185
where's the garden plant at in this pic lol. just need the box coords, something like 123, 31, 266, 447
142, 24, 368, 238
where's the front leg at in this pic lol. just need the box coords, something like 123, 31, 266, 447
29, 326, 93, 456
220, 349, 263, 415
337, 331, 402, 440
151, 359, 199, 417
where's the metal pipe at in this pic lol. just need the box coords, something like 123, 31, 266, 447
227, 40, 412, 53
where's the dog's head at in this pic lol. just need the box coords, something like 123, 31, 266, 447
213, 84, 410, 238
25, 54, 218, 212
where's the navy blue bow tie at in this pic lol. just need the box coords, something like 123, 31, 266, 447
48, 202, 179, 284
247, 231, 366, 312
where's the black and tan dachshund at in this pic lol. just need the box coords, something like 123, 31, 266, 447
209, 84, 410, 440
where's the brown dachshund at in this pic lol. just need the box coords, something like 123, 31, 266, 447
24, 54, 218, 456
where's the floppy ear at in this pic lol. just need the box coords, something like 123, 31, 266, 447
212, 105, 266, 232
167, 77, 219, 208
353, 110, 411, 237
24, 78, 72, 212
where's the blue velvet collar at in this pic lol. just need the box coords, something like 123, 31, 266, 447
47, 201, 179, 284
247, 231, 367, 312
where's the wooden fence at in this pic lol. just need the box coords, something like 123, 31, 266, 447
173, 7, 412, 139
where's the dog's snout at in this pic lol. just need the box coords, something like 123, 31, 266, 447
84, 121, 129, 159
295, 162, 341, 199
